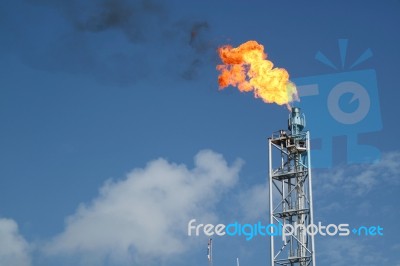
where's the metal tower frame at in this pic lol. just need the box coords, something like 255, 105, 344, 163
268, 107, 316, 266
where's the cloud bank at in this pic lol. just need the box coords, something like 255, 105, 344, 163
2, 151, 398, 265
44, 150, 243, 264
0, 218, 31, 266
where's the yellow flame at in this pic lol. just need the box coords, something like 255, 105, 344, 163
217, 40, 298, 107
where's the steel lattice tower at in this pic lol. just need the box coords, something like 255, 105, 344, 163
268, 107, 316, 266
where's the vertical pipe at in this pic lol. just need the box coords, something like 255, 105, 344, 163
269, 138, 274, 266
207, 238, 213, 266
281, 140, 286, 245
211, 238, 213, 266
306, 131, 316, 266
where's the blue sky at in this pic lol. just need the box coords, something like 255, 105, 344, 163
0, 0, 399, 265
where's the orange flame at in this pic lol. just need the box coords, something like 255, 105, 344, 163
217, 40, 298, 107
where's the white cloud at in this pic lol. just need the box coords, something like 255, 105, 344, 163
44, 150, 243, 265
0, 218, 31, 266
316, 151, 400, 197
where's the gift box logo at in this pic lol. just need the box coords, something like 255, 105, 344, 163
293, 39, 382, 168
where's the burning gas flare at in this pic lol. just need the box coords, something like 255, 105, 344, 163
216, 40, 298, 107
